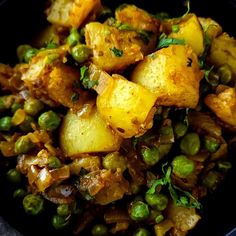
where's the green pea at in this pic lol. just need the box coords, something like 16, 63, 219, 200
130, 201, 150, 221
67, 28, 81, 47
130, 182, 141, 195
172, 155, 195, 178
0, 116, 12, 131
6, 168, 22, 184
203, 136, 220, 153
133, 228, 150, 236
145, 193, 168, 211
207, 71, 220, 86
0, 96, 14, 112
91, 224, 108, 236
19, 115, 35, 132
11, 103, 23, 113
218, 64, 232, 84
52, 214, 69, 230
217, 161, 232, 172
17, 44, 32, 62
57, 204, 70, 217
14, 136, 34, 154
24, 48, 38, 63
23, 194, 44, 215
173, 122, 188, 139
13, 188, 27, 198
203, 171, 220, 191
71, 44, 92, 63
24, 98, 44, 116
102, 152, 127, 172
180, 133, 200, 155
38, 110, 61, 131
141, 146, 160, 166
155, 214, 164, 224
48, 156, 62, 169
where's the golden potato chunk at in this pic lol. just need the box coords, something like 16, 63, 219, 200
198, 17, 222, 39
131, 45, 204, 108
88, 64, 157, 138
47, 0, 102, 28
208, 33, 236, 77
85, 22, 143, 72
115, 4, 160, 54
115, 4, 159, 33
21, 48, 90, 110
204, 85, 236, 127
166, 202, 201, 234
60, 107, 122, 157
164, 14, 204, 56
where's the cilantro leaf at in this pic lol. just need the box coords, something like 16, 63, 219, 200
110, 47, 123, 57
157, 33, 185, 49
147, 163, 202, 209
80, 66, 98, 89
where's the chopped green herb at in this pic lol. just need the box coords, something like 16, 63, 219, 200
116, 22, 133, 31
110, 47, 123, 57
199, 33, 212, 68
46, 41, 58, 49
71, 93, 79, 102
204, 66, 215, 85
157, 33, 185, 49
80, 66, 98, 89
147, 164, 201, 209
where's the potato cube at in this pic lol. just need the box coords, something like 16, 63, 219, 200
47, 0, 101, 28
91, 66, 157, 138
85, 22, 143, 72
131, 45, 204, 108
208, 33, 236, 77
165, 14, 204, 56
60, 108, 122, 157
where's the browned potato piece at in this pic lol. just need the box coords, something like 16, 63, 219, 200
60, 108, 122, 157
198, 17, 222, 39
85, 22, 143, 72
131, 45, 204, 108
204, 85, 236, 127
115, 4, 160, 54
46, 0, 102, 28
88, 64, 157, 138
166, 202, 201, 235
164, 14, 204, 56
21, 48, 90, 110
115, 4, 159, 33
208, 33, 236, 77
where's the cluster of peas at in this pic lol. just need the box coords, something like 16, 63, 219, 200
0, 95, 72, 229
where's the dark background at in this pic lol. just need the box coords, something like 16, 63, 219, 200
1, 0, 236, 235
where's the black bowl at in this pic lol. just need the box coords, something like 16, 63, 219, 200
1, 0, 236, 236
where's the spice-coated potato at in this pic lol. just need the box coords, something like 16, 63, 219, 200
85, 22, 143, 72
60, 108, 122, 157
96, 74, 157, 138
47, 0, 102, 28
208, 33, 236, 77
131, 45, 204, 108
163, 14, 204, 56
204, 85, 236, 128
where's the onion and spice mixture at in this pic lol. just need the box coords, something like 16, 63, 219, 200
0, 0, 236, 235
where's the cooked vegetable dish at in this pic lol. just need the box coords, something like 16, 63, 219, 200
0, 0, 236, 235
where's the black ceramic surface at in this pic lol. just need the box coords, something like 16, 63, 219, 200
0, 0, 236, 236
